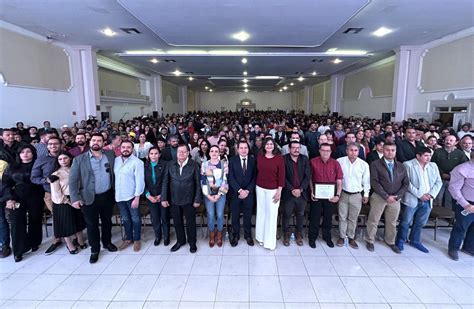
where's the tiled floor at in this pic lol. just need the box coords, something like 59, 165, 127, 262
0, 226, 473, 309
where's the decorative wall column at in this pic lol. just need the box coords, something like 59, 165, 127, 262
329, 74, 343, 114
194, 91, 201, 111
179, 85, 188, 114
150, 75, 163, 116
304, 85, 313, 114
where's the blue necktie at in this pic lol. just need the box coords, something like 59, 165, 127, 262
387, 162, 394, 181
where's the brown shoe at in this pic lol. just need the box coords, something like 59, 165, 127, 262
336, 238, 345, 247
217, 231, 223, 247
283, 232, 290, 246
295, 233, 303, 246
209, 231, 215, 248
133, 241, 141, 252
118, 240, 132, 251
349, 239, 359, 249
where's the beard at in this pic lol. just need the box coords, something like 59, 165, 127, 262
121, 151, 132, 158
91, 144, 102, 151
77, 141, 86, 146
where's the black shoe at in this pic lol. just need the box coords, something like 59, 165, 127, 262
448, 250, 459, 261
389, 244, 401, 254
190, 244, 197, 253
309, 241, 316, 249
89, 252, 99, 264
163, 238, 170, 246
171, 242, 185, 252
230, 239, 238, 247
72, 238, 79, 247
14, 255, 22, 262
80, 243, 88, 250
366, 242, 374, 252
45, 241, 62, 255
31, 246, 39, 252
245, 237, 254, 246
68, 247, 79, 255
326, 240, 335, 248
154, 238, 162, 246
104, 243, 118, 252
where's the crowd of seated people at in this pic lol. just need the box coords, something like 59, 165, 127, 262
0, 110, 472, 263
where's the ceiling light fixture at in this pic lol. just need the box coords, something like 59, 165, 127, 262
333, 58, 343, 64
290, 83, 294, 86
232, 31, 250, 42
244, 89, 249, 93
242, 79, 249, 83
243, 84, 248, 88
205, 86, 209, 90
209, 89, 213, 92
188, 77, 194, 81
325, 49, 367, 56
311, 71, 317, 76
372, 27, 393, 37
298, 76, 304, 82
208, 50, 249, 55
279, 89, 283, 92
101, 28, 117, 37
173, 70, 183, 76
167, 49, 207, 55
150, 58, 159, 64
241, 58, 248, 64
243, 71, 248, 76
254, 76, 282, 80
283, 86, 288, 90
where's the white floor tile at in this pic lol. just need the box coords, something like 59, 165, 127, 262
0, 274, 37, 300
107, 301, 145, 308
161, 255, 195, 275
114, 274, 158, 301
279, 275, 317, 302
132, 254, 168, 275
12, 274, 68, 300
44, 254, 89, 275
356, 257, 396, 277
0, 300, 41, 308
147, 275, 187, 301
15, 254, 62, 274
143, 301, 179, 309
401, 277, 456, 304
319, 303, 355, 309
273, 243, 300, 256
298, 241, 326, 256
178, 301, 214, 308
370, 277, 420, 303
220, 255, 249, 275
215, 275, 249, 302
310, 276, 352, 303
181, 275, 218, 301
303, 256, 338, 276
223, 242, 249, 255
340, 277, 386, 303
73, 254, 117, 275
409, 256, 456, 277
249, 302, 284, 308
330, 256, 367, 277
431, 277, 474, 304
248, 276, 283, 302
382, 256, 426, 277
72, 300, 109, 309
285, 303, 320, 309
80, 274, 128, 301
248, 256, 277, 275
214, 302, 249, 309
190, 255, 221, 275
275, 256, 307, 276
37, 300, 76, 308
102, 255, 141, 275
47, 274, 98, 301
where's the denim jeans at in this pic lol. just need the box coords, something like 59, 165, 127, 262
449, 200, 474, 252
397, 200, 431, 244
0, 202, 10, 248
117, 199, 142, 241
205, 195, 226, 232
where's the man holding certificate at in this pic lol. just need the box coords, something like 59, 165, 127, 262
366, 142, 409, 253
309, 143, 343, 248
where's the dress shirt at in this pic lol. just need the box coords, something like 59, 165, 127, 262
449, 160, 474, 207
114, 155, 145, 202
337, 156, 370, 197
50, 167, 71, 204
240, 156, 248, 171
464, 150, 471, 159
179, 158, 189, 175
34, 142, 48, 158
310, 157, 343, 184
89, 151, 111, 194
417, 161, 430, 195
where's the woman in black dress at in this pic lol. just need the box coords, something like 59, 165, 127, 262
50, 151, 87, 254
2, 144, 44, 262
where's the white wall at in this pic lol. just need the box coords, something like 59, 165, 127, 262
162, 80, 181, 115
199, 91, 292, 112
312, 81, 331, 114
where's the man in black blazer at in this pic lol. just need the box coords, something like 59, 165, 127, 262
282, 141, 311, 246
161, 135, 179, 161
396, 126, 424, 162
228, 141, 257, 247
336, 132, 365, 160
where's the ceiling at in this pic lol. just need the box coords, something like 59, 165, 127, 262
1, 0, 473, 92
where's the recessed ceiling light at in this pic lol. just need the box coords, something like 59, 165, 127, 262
242, 79, 249, 83
205, 86, 209, 90
244, 88, 249, 93
101, 28, 117, 37
255, 76, 281, 79
290, 83, 294, 86
173, 70, 183, 76
325, 49, 367, 56
150, 58, 159, 64
243, 84, 248, 88
209, 89, 213, 92
298, 76, 304, 82
188, 77, 194, 81
311, 71, 317, 76
232, 31, 250, 42
333, 58, 343, 64
241, 58, 248, 64
243, 71, 248, 76
327, 48, 338, 52
283, 86, 288, 90
372, 27, 393, 37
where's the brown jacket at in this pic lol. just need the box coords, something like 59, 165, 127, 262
370, 158, 409, 200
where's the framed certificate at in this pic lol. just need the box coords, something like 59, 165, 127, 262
314, 184, 335, 199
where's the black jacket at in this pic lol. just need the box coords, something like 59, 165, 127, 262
1, 162, 44, 202
0, 140, 21, 164
144, 160, 167, 197
282, 154, 311, 201
396, 139, 424, 162
161, 159, 202, 205
161, 146, 177, 162
227, 155, 257, 200
366, 150, 383, 166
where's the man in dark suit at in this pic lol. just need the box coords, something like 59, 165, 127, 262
228, 141, 257, 247
396, 126, 424, 162
366, 137, 385, 166
161, 135, 179, 161
336, 132, 365, 160
69, 133, 118, 263
282, 141, 310, 246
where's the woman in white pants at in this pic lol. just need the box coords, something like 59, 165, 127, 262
256, 137, 285, 250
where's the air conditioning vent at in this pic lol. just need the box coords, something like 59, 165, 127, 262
312, 59, 324, 62
164, 59, 176, 63
343, 27, 363, 34
120, 28, 141, 34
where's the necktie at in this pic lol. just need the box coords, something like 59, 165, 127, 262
242, 158, 247, 173
387, 162, 394, 181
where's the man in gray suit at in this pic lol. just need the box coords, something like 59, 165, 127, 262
396, 146, 442, 253
69, 133, 118, 263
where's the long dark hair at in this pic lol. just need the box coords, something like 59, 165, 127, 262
260, 137, 281, 156
12, 144, 37, 169
198, 139, 211, 160
54, 151, 74, 172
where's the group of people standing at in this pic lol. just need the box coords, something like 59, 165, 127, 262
0, 113, 473, 264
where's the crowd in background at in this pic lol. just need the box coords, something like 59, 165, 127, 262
0, 109, 473, 264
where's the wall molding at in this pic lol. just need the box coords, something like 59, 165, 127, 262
96, 55, 150, 80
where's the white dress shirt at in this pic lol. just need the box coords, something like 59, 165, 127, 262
417, 160, 430, 194
337, 156, 371, 197
179, 158, 189, 175
240, 156, 248, 170
114, 155, 145, 202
